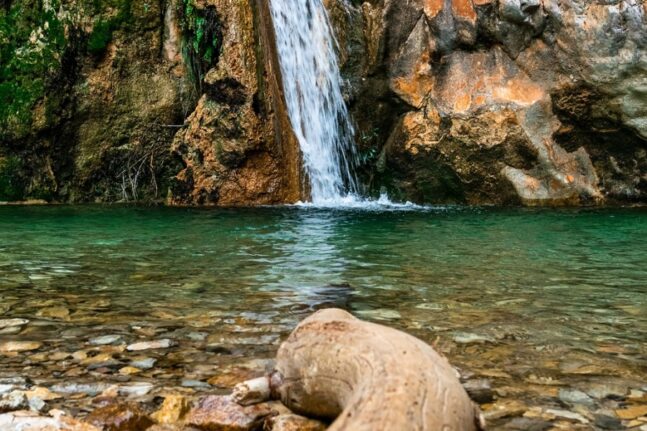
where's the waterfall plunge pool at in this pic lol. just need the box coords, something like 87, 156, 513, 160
0, 205, 645, 426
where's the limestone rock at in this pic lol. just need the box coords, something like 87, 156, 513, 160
85, 403, 154, 431
151, 395, 191, 425
0, 341, 43, 353
264, 414, 326, 431
184, 395, 272, 431
126, 339, 176, 351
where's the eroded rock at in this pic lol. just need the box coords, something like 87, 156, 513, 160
85, 403, 154, 431
184, 395, 272, 431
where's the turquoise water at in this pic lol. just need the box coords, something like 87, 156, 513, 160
0, 205, 646, 417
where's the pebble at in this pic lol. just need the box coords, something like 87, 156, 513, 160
86, 402, 153, 431
129, 357, 156, 370
615, 405, 647, 420
88, 335, 123, 345
544, 408, 589, 423
118, 382, 154, 397
593, 414, 622, 430
355, 309, 402, 320
181, 379, 211, 389
483, 400, 527, 420
267, 413, 327, 431
0, 391, 28, 412
0, 341, 42, 353
51, 382, 110, 396
127, 339, 175, 351
463, 379, 494, 404
453, 332, 495, 344
558, 388, 595, 407
185, 395, 272, 431
186, 332, 208, 341
151, 394, 191, 424
501, 417, 552, 431
37, 306, 70, 320
28, 396, 46, 412
24, 387, 61, 401
0, 318, 29, 328
119, 366, 142, 375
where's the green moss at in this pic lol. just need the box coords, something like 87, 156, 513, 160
0, 0, 67, 140
86, 0, 133, 56
0, 157, 25, 201
179, 0, 222, 89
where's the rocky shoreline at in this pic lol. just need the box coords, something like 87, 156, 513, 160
1, 311, 647, 430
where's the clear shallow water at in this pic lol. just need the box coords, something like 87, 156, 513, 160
0, 205, 646, 424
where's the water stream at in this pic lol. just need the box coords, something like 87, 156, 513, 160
269, 0, 358, 204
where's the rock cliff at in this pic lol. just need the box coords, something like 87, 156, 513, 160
332, 0, 647, 205
0, 0, 645, 205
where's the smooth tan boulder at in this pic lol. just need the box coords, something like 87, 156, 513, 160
235, 308, 483, 430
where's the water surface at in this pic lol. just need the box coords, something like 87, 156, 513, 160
0, 206, 646, 425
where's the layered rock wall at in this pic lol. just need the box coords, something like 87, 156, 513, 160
332, 0, 646, 205
1, 0, 645, 205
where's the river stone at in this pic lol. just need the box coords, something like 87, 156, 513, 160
51, 383, 110, 396
129, 358, 156, 370
0, 391, 28, 413
28, 396, 46, 412
594, 414, 622, 430
89, 335, 123, 346
453, 333, 495, 344
185, 395, 272, 431
181, 379, 211, 389
0, 319, 29, 328
544, 409, 589, 423
37, 306, 70, 320
126, 339, 175, 351
615, 405, 647, 420
558, 388, 595, 406
0, 341, 42, 353
86, 402, 153, 431
24, 387, 61, 401
463, 379, 494, 403
0, 411, 59, 430
151, 394, 191, 424
501, 417, 552, 431
118, 382, 154, 397
266, 414, 327, 431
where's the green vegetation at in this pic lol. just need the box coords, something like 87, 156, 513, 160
0, 156, 25, 201
0, 0, 67, 141
86, 0, 134, 56
180, 0, 222, 89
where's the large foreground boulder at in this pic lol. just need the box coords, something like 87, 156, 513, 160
235, 308, 484, 430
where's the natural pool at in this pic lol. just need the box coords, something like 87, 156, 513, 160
0, 205, 646, 428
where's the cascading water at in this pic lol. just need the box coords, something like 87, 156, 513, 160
269, 0, 359, 205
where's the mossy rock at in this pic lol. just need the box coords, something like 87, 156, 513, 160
0, 157, 25, 201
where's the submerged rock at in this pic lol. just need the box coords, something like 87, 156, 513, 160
86, 403, 153, 431
150, 395, 191, 425
0, 341, 42, 353
0, 391, 28, 413
265, 414, 327, 431
126, 339, 176, 351
184, 395, 272, 431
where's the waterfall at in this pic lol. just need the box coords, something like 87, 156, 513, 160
269, 0, 358, 205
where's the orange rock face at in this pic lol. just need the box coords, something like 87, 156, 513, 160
332, 0, 646, 204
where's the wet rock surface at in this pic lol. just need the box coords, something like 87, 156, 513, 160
0, 284, 645, 430
328, 0, 647, 205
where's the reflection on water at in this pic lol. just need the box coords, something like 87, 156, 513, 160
0, 205, 646, 424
